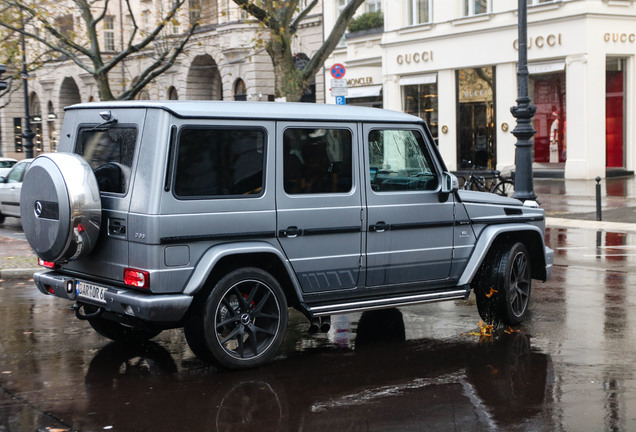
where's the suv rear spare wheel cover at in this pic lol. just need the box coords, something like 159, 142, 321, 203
21, 153, 102, 262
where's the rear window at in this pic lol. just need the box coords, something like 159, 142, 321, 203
0, 160, 16, 168
76, 127, 138, 194
174, 127, 265, 198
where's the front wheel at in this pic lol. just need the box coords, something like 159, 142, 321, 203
491, 180, 515, 197
185, 267, 288, 370
474, 242, 532, 326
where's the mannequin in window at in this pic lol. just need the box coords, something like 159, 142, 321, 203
549, 107, 559, 163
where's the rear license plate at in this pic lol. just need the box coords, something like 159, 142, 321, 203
76, 281, 107, 304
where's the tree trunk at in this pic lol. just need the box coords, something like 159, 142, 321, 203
94, 72, 115, 101
267, 34, 305, 102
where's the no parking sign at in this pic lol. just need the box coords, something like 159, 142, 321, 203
330, 63, 346, 79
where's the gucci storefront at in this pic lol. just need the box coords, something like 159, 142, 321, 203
326, 2, 636, 179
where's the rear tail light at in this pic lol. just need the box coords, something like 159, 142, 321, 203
124, 268, 150, 289
38, 258, 59, 269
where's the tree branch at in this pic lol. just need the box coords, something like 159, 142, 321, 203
290, 0, 317, 34
302, 0, 365, 81
117, 23, 198, 100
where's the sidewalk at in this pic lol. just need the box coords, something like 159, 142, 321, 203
1, 176, 635, 280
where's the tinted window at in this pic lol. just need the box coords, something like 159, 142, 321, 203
76, 127, 137, 194
283, 128, 352, 194
174, 128, 265, 198
368, 129, 438, 192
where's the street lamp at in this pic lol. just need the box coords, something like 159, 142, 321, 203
21, 16, 35, 159
511, 0, 537, 202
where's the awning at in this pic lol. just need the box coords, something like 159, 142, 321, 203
528, 61, 565, 75
399, 73, 437, 86
347, 84, 383, 99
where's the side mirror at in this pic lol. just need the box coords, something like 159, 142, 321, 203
0, 176, 5, 183
441, 172, 459, 194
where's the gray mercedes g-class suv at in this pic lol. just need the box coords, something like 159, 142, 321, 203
21, 101, 553, 369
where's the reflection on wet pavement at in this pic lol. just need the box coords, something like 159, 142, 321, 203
2, 224, 636, 430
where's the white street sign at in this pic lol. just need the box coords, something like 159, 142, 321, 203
331, 87, 348, 97
331, 79, 347, 88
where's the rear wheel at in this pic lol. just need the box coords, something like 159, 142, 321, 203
185, 267, 288, 370
88, 315, 162, 343
473, 242, 531, 326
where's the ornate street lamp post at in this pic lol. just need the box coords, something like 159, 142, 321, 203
21, 17, 35, 159
511, 0, 537, 202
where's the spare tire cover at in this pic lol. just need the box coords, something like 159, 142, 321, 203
20, 153, 102, 262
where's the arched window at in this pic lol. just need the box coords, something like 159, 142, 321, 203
234, 79, 246, 101
168, 86, 179, 100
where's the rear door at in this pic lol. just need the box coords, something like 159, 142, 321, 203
276, 122, 363, 294
363, 124, 455, 287
64, 108, 147, 281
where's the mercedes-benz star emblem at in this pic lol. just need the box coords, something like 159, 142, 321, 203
34, 201, 43, 217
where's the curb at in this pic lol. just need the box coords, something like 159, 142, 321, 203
546, 217, 636, 233
0, 268, 39, 280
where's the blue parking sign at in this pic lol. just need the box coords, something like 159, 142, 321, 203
335, 96, 346, 105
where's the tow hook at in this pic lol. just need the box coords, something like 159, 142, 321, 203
71, 302, 102, 320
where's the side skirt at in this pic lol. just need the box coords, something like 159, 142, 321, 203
306, 285, 471, 317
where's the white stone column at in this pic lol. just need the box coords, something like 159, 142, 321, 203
565, 53, 606, 179
437, 69, 457, 170
496, 62, 518, 171
383, 74, 401, 111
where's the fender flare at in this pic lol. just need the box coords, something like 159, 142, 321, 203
458, 223, 550, 286
182, 241, 304, 301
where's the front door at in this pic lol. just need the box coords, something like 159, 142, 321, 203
364, 125, 455, 287
276, 123, 363, 294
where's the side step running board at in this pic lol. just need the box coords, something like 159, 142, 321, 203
308, 286, 471, 317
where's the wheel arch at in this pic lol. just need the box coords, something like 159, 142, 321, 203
182, 241, 306, 312
459, 224, 549, 286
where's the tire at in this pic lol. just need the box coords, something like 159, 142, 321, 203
20, 153, 102, 262
491, 180, 515, 197
473, 242, 531, 326
185, 267, 288, 370
88, 315, 162, 343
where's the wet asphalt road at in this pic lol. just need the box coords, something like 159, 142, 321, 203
2, 226, 636, 431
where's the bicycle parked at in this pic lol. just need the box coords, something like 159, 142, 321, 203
459, 161, 515, 197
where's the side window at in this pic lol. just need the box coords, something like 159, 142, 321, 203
76, 127, 137, 194
283, 128, 353, 195
7, 162, 27, 183
368, 129, 438, 192
174, 127, 265, 198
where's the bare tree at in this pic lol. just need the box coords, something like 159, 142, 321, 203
0, 0, 198, 100
234, 0, 366, 102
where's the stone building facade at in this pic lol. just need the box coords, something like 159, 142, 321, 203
0, 0, 324, 159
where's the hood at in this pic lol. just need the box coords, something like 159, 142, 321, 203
458, 190, 523, 206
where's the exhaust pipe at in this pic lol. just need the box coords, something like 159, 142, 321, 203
319, 316, 331, 333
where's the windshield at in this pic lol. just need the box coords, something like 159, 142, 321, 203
75, 127, 137, 194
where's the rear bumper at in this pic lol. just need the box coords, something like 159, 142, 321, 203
34, 271, 192, 323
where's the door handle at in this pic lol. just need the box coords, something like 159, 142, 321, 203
370, 221, 389, 233
280, 226, 303, 238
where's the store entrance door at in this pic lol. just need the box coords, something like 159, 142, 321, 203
606, 59, 625, 168
456, 67, 496, 170
458, 102, 492, 168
